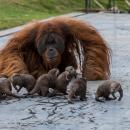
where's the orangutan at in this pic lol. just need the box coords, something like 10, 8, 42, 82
0, 17, 111, 80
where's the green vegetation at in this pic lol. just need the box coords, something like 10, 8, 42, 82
97, 0, 130, 12
88, 0, 129, 12
0, 0, 84, 30
0, 0, 129, 30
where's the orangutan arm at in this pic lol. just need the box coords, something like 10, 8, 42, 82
64, 18, 111, 80
0, 52, 28, 77
0, 22, 41, 77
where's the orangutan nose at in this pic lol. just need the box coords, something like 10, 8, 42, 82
48, 47, 57, 58
49, 48, 54, 52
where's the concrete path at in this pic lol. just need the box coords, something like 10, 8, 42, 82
0, 13, 130, 130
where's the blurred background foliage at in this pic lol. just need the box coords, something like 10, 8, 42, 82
0, 0, 129, 30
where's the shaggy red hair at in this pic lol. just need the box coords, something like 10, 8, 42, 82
0, 17, 111, 80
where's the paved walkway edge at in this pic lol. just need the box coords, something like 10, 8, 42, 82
0, 12, 86, 37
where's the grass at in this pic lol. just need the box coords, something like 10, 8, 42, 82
0, 0, 129, 30
0, 0, 84, 30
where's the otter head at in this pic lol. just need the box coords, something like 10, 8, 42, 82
110, 82, 123, 101
65, 66, 77, 79
10, 73, 20, 84
10, 73, 23, 92
48, 68, 60, 77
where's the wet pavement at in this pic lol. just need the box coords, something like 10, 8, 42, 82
0, 13, 130, 130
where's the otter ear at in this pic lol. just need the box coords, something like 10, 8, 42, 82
56, 69, 60, 77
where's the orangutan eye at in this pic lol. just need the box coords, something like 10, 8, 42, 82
54, 42, 65, 53
54, 34, 65, 53
37, 39, 46, 55
37, 33, 65, 55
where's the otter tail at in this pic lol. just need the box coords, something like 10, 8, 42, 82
118, 85, 123, 101
28, 84, 39, 95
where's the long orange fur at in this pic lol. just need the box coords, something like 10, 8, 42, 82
0, 17, 111, 80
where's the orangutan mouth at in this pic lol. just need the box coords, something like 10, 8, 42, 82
43, 55, 61, 69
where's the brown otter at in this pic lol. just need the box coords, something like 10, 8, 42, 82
28, 68, 59, 96
95, 80, 123, 102
10, 73, 36, 93
66, 77, 87, 103
55, 66, 77, 94
0, 77, 23, 99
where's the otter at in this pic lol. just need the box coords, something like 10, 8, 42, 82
95, 80, 123, 102
66, 77, 87, 103
28, 68, 59, 96
55, 66, 77, 94
0, 76, 23, 99
10, 73, 36, 93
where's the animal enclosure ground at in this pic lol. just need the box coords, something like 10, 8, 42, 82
0, 13, 130, 130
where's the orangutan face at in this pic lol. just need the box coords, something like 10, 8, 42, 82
37, 33, 65, 69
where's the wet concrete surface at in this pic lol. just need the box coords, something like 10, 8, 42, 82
0, 13, 130, 130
